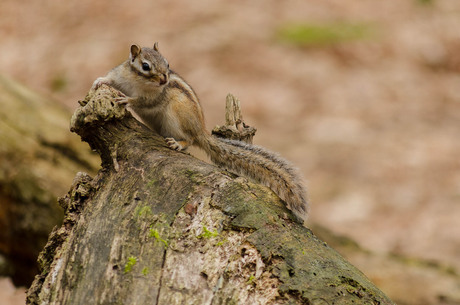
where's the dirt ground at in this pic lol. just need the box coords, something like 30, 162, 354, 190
1, 0, 459, 304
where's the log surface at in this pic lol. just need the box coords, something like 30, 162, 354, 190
27, 86, 395, 305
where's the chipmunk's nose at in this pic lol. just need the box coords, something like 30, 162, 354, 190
159, 74, 168, 85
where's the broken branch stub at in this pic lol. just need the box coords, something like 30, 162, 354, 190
212, 93, 256, 144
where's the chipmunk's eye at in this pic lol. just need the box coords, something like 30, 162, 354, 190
142, 62, 150, 71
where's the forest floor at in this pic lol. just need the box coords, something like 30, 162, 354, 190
1, 0, 459, 304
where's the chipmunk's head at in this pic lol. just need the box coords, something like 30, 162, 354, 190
129, 43, 170, 87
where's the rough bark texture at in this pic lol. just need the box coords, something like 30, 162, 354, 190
0, 74, 99, 286
26, 86, 395, 305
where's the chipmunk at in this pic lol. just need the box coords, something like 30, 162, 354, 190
92, 43, 308, 222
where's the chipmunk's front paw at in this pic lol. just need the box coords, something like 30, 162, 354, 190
114, 93, 134, 105
91, 77, 110, 90
165, 138, 183, 151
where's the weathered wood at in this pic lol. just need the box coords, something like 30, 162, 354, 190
211, 93, 256, 144
0, 74, 99, 286
26, 86, 395, 304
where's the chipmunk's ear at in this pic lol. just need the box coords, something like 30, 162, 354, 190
153, 42, 159, 52
130, 44, 141, 61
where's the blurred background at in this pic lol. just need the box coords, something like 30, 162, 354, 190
1, 0, 459, 304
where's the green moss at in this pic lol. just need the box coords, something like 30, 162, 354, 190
147, 179, 157, 187
277, 22, 376, 47
142, 267, 149, 276
136, 205, 153, 218
149, 228, 168, 248
124, 256, 137, 273
203, 178, 393, 303
197, 226, 219, 239
181, 169, 205, 184
216, 239, 227, 246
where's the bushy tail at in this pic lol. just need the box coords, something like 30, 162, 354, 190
197, 134, 308, 221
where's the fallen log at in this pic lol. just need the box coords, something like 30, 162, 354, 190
27, 85, 395, 304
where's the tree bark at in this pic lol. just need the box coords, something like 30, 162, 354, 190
26, 86, 395, 305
